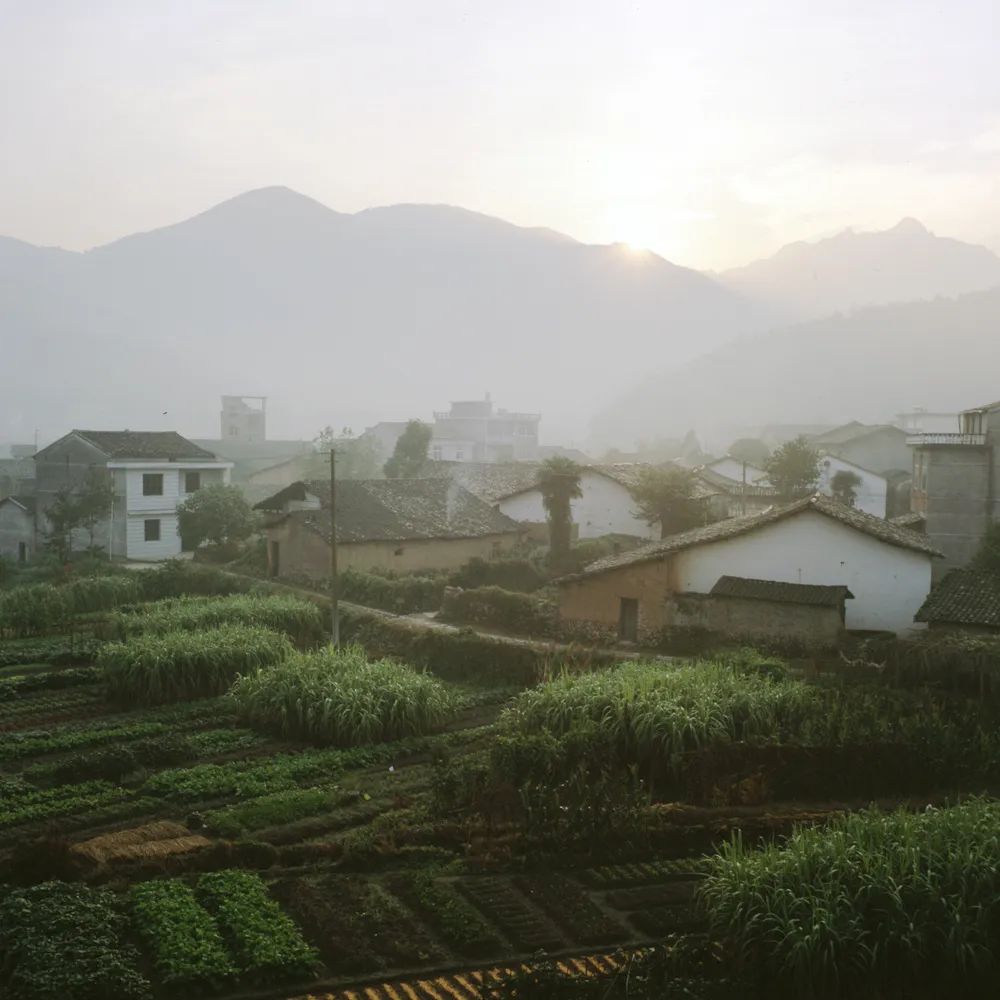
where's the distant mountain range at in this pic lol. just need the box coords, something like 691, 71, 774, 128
2, 187, 999, 449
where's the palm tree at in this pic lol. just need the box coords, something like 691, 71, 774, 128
537, 457, 583, 572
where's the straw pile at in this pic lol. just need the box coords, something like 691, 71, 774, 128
71, 820, 211, 864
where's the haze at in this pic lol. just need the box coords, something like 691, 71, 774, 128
3, 0, 1000, 270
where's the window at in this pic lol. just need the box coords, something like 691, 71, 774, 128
144, 519, 161, 542
184, 471, 201, 493
142, 473, 163, 496
432, 446, 442, 461
455, 450, 464, 460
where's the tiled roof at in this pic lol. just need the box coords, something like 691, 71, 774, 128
809, 422, 904, 446
915, 570, 1000, 627
0, 495, 35, 514
256, 478, 522, 543
563, 494, 942, 580
890, 511, 926, 530
694, 466, 777, 496
52, 431, 218, 461
710, 575, 853, 607
446, 463, 542, 504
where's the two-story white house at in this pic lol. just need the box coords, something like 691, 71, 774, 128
33, 431, 232, 561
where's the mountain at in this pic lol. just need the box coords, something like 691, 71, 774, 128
591, 286, 1000, 450
0, 187, 765, 443
716, 218, 1000, 322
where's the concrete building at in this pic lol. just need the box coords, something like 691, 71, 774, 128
0, 496, 36, 563
255, 478, 524, 578
431, 395, 540, 463
908, 399, 1000, 579
558, 494, 940, 640
34, 431, 231, 561
221, 395, 267, 444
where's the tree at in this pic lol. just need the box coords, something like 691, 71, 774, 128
537, 457, 583, 572
45, 469, 114, 559
972, 521, 1000, 575
176, 484, 256, 550
829, 469, 863, 507
764, 436, 820, 500
383, 420, 432, 479
727, 437, 771, 469
312, 426, 383, 480
631, 466, 707, 539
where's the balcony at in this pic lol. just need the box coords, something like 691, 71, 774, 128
906, 432, 988, 447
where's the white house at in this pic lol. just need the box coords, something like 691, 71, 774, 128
815, 453, 888, 518
496, 465, 660, 540
34, 431, 232, 561
704, 456, 769, 485
558, 495, 941, 637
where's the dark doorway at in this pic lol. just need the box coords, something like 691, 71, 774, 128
618, 597, 638, 642
269, 540, 280, 578
18, 542, 27, 564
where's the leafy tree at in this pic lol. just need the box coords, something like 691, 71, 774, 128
312, 426, 383, 480
764, 436, 820, 500
176, 483, 256, 550
972, 521, 1000, 575
45, 468, 114, 559
829, 469, 863, 507
383, 420, 432, 478
631, 466, 707, 539
537, 457, 583, 572
727, 437, 771, 469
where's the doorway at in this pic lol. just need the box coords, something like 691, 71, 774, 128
269, 540, 280, 577
618, 597, 638, 642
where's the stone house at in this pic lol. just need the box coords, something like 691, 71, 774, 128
557, 494, 940, 641
0, 496, 36, 564
908, 398, 1000, 579
255, 478, 524, 579
34, 430, 231, 561
914, 569, 1000, 633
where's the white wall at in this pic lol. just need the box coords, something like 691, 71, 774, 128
707, 458, 768, 483
816, 455, 887, 518
499, 471, 657, 540
672, 509, 931, 634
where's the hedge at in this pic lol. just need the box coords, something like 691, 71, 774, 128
448, 556, 547, 593
439, 585, 557, 636
339, 567, 445, 613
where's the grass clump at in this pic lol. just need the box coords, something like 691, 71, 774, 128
99, 625, 293, 705
699, 799, 1000, 997
229, 644, 457, 746
110, 594, 325, 646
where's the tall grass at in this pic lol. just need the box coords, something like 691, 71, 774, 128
699, 799, 1000, 997
109, 594, 325, 646
64, 575, 142, 613
229, 644, 457, 745
0, 575, 143, 637
99, 625, 293, 704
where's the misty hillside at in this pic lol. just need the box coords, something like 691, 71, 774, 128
592, 286, 1000, 449
0, 187, 763, 442
716, 218, 1000, 322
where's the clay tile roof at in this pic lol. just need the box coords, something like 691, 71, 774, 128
69, 431, 217, 461
890, 511, 926, 530
562, 494, 942, 580
914, 570, 1000, 627
256, 478, 522, 543
694, 467, 777, 497
710, 575, 853, 607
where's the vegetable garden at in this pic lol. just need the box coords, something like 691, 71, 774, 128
2, 575, 1000, 999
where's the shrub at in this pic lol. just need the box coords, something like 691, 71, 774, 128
0, 583, 69, 637
63, 574, 142, 613
108, 594, 325, 646
99, 625, 294, 704
700, 800, 1000, 997
449, 556, 547, 592
229, 644, 457, 745
339, 566, 444, 613
196, 869, 318, 979
440, 585, 556, 635
135, 559, 249, 601
0, 882, 151, 1000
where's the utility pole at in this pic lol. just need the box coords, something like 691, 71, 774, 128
329, 448, 339, 647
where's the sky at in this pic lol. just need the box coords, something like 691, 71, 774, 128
2, 0, 999, 270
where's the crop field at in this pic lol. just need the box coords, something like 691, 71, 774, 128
1, 581, 999, 999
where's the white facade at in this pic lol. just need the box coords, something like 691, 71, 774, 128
706, 457, 768, 484
498, 469, 657, 540
672, 508, 932, 634
109, 462, 231, 561
815, 454, 888, 518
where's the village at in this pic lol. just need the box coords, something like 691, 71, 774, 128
3, 393, 996, 654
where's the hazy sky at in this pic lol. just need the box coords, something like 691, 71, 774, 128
2, 0, 999, 270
